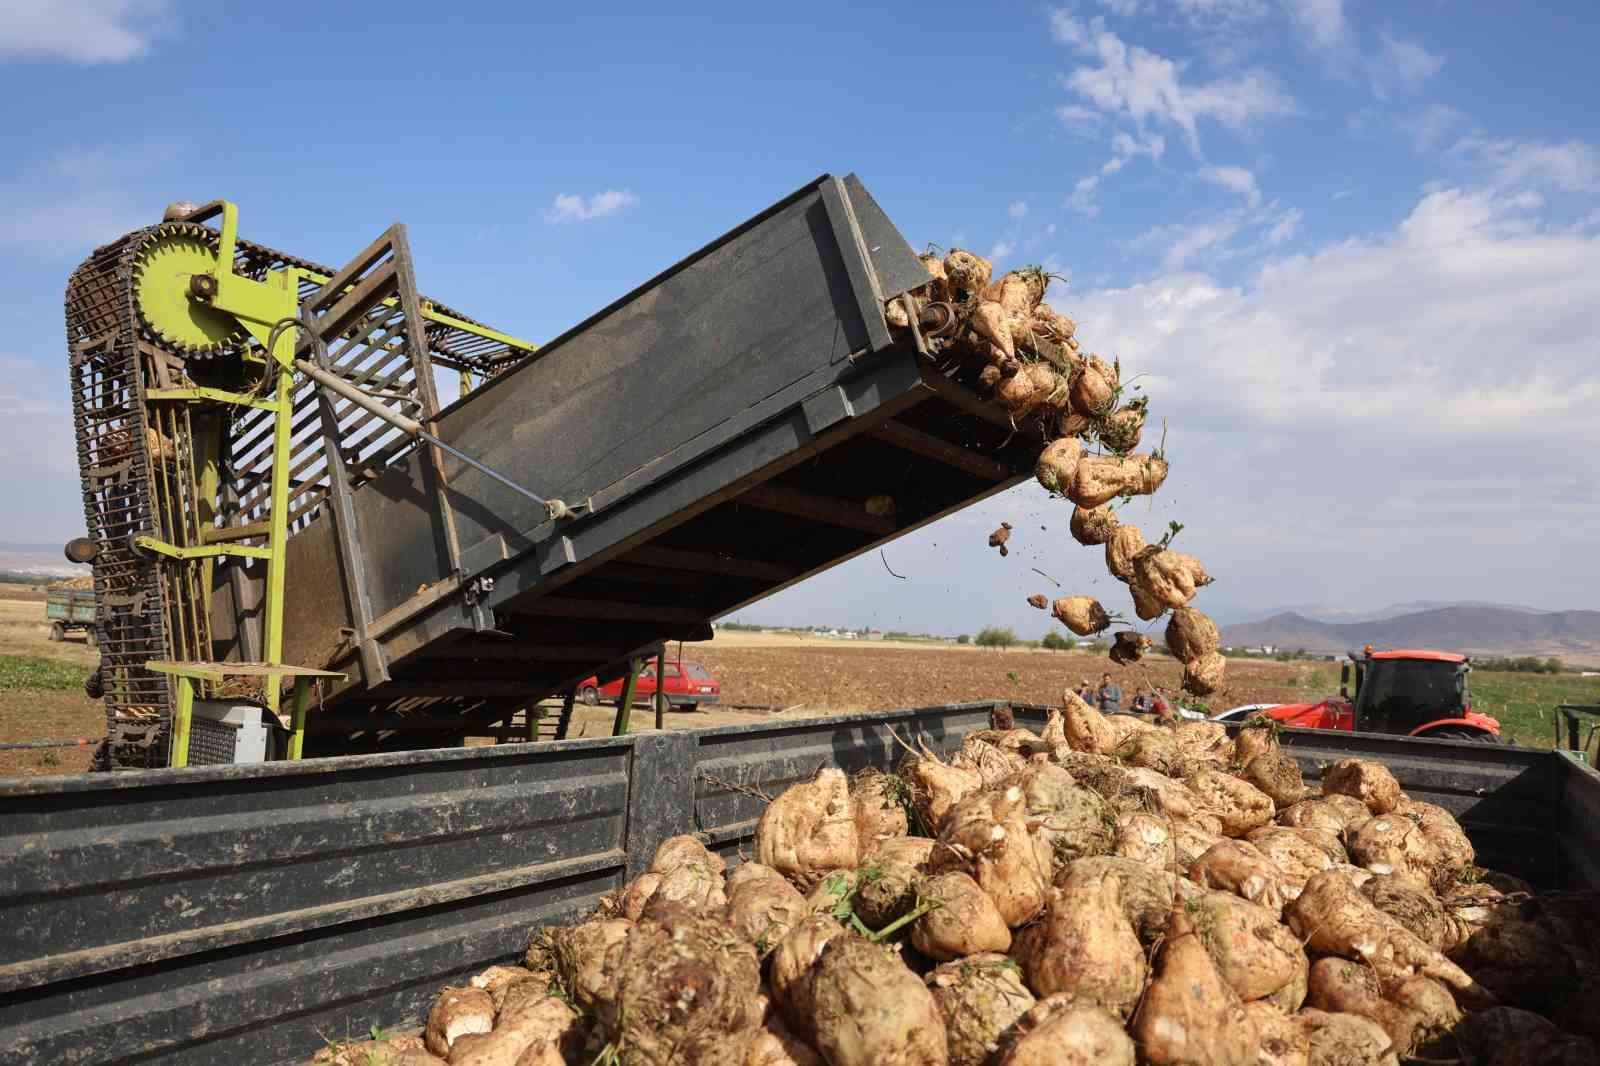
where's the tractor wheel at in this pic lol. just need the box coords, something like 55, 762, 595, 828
49, 622, 64, 643
579, 686, 600, 706
1425, 726, 1499, 744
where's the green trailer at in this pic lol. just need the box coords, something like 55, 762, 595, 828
44, 588, 95, 645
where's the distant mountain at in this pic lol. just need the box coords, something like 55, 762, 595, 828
1222, 606, 1600, 664
0, 545, 85, 579
1236, 601, 1556, 626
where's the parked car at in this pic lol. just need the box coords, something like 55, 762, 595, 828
577, 659, 722, 709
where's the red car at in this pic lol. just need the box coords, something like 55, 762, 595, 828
578, 659, 722, 709
1217, 647, 1500, 741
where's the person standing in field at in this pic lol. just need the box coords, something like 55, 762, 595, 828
1076, 677, 1095, 703
1097, 672, 1123, 713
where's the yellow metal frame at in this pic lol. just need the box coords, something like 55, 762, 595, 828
140, 200, 535, 745
146, 386, 279, 413
135, 535, 270, 561
145, 661, 344, 767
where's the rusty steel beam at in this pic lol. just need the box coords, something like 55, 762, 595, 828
871, 420, 1015, 482
739, 482, 895, 535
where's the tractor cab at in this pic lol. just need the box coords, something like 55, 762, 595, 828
1342, 647, 1500, 741
1233, 646, 1501, 740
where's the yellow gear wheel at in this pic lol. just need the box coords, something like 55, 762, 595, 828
130, 224, 248, 356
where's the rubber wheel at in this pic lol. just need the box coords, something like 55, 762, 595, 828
579, 686, 599, 706
48, 621, 64, 642
85, 629, 98, 648
1424, 727, 1499, 743
654, 692, 671, 715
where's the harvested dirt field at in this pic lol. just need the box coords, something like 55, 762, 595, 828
0, 589, 1333, 777
685, 639, 1325, 715
0, 598, 101, 776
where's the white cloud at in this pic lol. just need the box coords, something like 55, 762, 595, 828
1396, 104, 1469, 152
1047, 184, 1600, 611
1452, 135, 1600, 194
1330, 189, 1354, 201
1055, 104, 1106, 134
1154, 217, 1244, 270
1285, 0, 1346, 49
1176, 0, 1268, 15
0, 0, 169, 64
0, 355, 80, 540
1052, 11, 1297, 154
1372, 33, 1444, 96
1104, 130, 1167, 176
1079, 186, 1596, 433
1008, 201, 1029, 221
1134, 183, 1297, 269
543, 189, 640, 224
1069, 129, 1166, 216
1264, 207, 1301, 244
1199, 164, 1260, 206
1050, 9, 1097, 48
0, 150, 151, 256
989, 240, 1017, 262
1069, 175, 1103, 218
1097, 0, 1142, 14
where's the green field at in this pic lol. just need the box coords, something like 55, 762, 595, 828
1471, 670, 1600, 748
0, 655, 91, 693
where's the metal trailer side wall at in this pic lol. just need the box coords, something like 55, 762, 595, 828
3, 710, 1599, 1066
0, 703, 993, 1066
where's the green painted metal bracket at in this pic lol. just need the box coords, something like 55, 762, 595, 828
287, 678, 311, 760
296, 272, 537, 354
145, 661, 344, 766
146, 386, 278, 412
175, 200, 301, 367
613, 659, 642, 736
135, 535, 271, 561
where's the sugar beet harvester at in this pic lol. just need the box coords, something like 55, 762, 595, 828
66, 174, 1045, 768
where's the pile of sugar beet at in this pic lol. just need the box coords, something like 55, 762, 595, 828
892, 248, 1224, 695
316, 705, 1599, 1066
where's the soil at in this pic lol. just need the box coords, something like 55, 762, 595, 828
0, 590, 1328, 777
0, 598, 101, 776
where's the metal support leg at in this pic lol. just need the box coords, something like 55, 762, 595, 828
555, 687, 576, 741
655, 647, 667, 731
288, 678, 310, 760
262, 364, 293, 713
170, 675, 194, 768
613, 659, 641, 736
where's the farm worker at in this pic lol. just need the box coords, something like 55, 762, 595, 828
1097, 672, 1123, 713
1076, 677, 1095, 703
1130, 688, 1152, 714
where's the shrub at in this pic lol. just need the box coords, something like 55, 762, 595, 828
974, 626, 1017, 649
1476, 656, 1565, 674
1040, 631, 1076, 652
956, 634, 970, 645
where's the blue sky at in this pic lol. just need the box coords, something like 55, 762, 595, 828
3, 0, 1598, 635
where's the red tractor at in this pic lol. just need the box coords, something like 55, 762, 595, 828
1219, 647, 1501, 742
